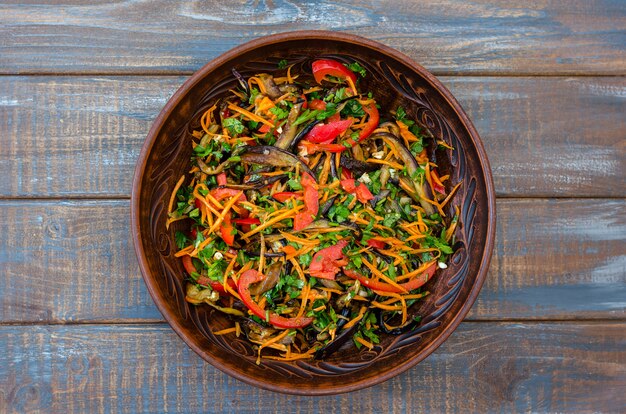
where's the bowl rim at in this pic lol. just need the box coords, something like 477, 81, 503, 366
131, 30, 496, 395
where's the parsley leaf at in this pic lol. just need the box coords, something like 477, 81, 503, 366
286, 178, 303, 190
222, 118, 244, 135
174, 231, 189, 249
341, 100, 365, 118
278, 59, 288, 69
270, 106, 289, 120
395, 106, 415, 127
424, 235, 453, 254
345, 61, 367, 77
248, 87, 260, 105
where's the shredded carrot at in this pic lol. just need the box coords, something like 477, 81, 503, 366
361, 257, 408, 293
205, 191, 243, 236
296, 283, 311, 319
167, 175, 186, 228
439, 181, 463, 209
200, 104, 217, 135
445, 206, 460, 242
318, 155, 331, 186
257, 329, 292, 365
365, 158, 404, 170
222, 254, 239, 292
395, 260, 437, 282
343, 306, 367, 329
174, 245, 194, 257
355, 336, 374, 350
227, 103, 274, 128
290, 258, 307, 282
346, 76, 358, 96
214, 327, 237, 336
248, 77, 267, 94
242, 204, 304, 239
371, 302, 403, 311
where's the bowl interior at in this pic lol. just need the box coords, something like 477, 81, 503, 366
132, 32, 495, 395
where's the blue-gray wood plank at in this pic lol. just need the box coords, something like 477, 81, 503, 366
1, 323, 624, 413
0, 1, 624, 75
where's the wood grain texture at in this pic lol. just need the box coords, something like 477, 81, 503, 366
1, 199, 623, 323
0, 322, 624, 413
1, 76, 624, 198
0, 1, 624, 75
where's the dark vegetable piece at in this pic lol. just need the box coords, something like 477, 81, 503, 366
274, 102, 304, 150
289, 120, 320, 152
226, 174, 287, 190
231, 68, 250, 95
319, 195, 338, 218
372, 132, 435, 215
314, 308, 362, 359
240, 146, 316, 179
256, 73, 282, 99
340, 154, 377, 176
248, 262, 282, 295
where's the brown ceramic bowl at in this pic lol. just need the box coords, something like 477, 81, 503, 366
131, 31, 495, 395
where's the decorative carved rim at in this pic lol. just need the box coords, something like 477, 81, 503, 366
131, 31, 496, 395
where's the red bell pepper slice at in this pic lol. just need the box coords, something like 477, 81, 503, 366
272, 191, 303, 203
299, 102, 379, 154
305, 119, 353, 144
182, 255, 236, 295
220, 211, 235, 246
340, 178, 374, 203
343, 262, 437, 293
293, 173, 319, 231
366, 239, 387, 249
231, 217, 261, 225
238, 269, 314, 329
312, 59, 357, 85
309, 240, 349, 280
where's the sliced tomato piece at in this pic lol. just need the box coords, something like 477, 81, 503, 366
312, 59, 357, 85
305, 119, 353, 144
309, 240, 349, 280
238, 270, 313, 329
340, 178, 374, 203
293, 173, 319, 231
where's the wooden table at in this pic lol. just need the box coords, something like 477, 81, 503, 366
1, 2, 624, 412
